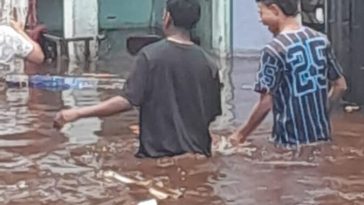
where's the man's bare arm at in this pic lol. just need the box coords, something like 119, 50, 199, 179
54, 96, 133, 128
328, 76, 347, 111
231, 93, 273, 144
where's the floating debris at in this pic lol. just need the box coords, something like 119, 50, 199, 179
241, 84, 254, 91
138, 199, 158, 205
5, 74, 126, 91
344, 105, 361, 113
101, 170, 183, 200
254, 160, 319, 168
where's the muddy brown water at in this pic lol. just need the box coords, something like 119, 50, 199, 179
1, 54, 364, 204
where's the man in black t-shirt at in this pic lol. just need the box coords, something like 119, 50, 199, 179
54, 0, 222, 158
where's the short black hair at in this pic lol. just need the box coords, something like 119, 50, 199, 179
166, 0, 201, 30
256, 0, 299, 16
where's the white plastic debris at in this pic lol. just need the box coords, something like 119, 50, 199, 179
241, 84, 254, 91
102, 170, 182, 200
16, 181, 28, 189
138, 199, 158, 205
344, 105, 361, 113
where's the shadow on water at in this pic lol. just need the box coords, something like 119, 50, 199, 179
1, 30, 364, 205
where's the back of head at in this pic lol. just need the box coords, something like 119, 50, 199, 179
256, 0, 299, 17
166, 0, 201, 30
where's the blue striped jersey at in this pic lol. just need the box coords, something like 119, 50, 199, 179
254, 26, 343, 148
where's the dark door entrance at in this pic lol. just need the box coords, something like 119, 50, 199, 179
348, 0, 364, 104
327, 0, 364, 104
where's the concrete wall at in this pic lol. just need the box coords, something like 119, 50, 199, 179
232, 0, 272, 55
64, 0, 98, 62
72, 0, 98, 37
212, 0, 231, 56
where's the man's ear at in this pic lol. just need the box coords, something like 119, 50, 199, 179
164, 11, 173, 27
269, 4, 283, 16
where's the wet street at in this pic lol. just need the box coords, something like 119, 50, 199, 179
1, 33, 364, 205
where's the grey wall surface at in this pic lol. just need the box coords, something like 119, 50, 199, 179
232, 0, 272, 55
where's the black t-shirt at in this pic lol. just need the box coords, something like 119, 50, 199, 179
121, 39, 221, 158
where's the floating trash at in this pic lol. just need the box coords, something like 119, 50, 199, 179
101, 170, 183, 200
138, 199, 158, 205
5, 74, 126, 91
344, 104, 361, 113
241, 84, 254, 91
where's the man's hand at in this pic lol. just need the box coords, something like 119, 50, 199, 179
53, 96, 133, 129
228, 93, 272, 147
229, 131, 247, 147
10, 20, 24, 32
328, 76, 347, 113
53, 109, 81, 129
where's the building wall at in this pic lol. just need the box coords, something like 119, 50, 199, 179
98, 0, 153, 29
232, 0, 272, 55
37, 0, 165, 30
36, 0, 233, 57
63, 0, 98, 61
73, 0, 98, 37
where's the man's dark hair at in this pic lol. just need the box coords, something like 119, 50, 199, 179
256, 0, 299, 16
167, 0, 201, 30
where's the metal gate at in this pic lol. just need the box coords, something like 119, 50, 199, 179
328, 0, 364, 104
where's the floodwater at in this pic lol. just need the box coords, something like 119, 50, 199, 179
1, 32, 364, 205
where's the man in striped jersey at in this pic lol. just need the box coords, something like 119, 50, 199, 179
231, 0, 347, 149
